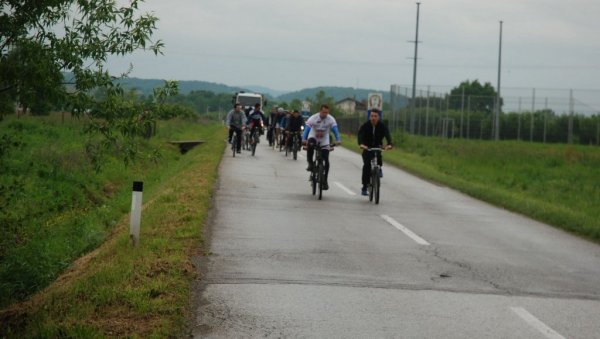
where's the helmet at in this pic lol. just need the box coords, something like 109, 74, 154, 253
277, 108, 284, 113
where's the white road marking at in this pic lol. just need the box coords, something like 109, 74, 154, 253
334, 182, 356, 196
510, 307, 565, 339
380, 215, 430, 246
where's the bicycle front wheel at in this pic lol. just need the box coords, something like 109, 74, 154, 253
374, 169, 380, 204
318, 162, 324, 200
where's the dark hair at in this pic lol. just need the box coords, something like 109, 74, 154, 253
292, 109, 300, 113
320, 104, 329, 110
234, 103, 241, 108
255, 103, 261, 108
371, 108, 380, 114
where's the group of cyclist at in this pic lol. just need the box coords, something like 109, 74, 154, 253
226, 102, 393, 196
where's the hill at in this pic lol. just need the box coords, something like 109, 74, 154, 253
276, 86, 396, 104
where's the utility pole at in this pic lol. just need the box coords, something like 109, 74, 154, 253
494, 20, 503, 141
410, 2, 422, 134
568, 89, 574, 144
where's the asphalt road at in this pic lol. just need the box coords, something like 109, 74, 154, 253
191, 138, 600, 338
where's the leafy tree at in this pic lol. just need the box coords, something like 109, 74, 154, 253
0, 0, 170, 166
448, 80, 502, 113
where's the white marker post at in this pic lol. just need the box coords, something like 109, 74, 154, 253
130, 181, 143, 246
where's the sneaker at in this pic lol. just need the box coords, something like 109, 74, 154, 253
361, 187, 368, 196
306, 163, 314, 172
236, 150, 241, 154
322, 182, 329, 190
379, 168, 383, 178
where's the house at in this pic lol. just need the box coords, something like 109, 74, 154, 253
335, 97, 367, 114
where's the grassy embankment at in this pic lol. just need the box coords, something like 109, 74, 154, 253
0, 114, 225, 337
344, 132, 600, 242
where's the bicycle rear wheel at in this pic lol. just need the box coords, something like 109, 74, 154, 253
369, 172, 375, 202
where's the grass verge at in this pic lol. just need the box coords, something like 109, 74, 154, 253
0, 118, 225, 337
343, 132, 600, 242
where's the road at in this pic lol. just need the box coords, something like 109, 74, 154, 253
191, 139, 600, 338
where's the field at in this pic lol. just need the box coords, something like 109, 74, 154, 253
1, 114, 225, 337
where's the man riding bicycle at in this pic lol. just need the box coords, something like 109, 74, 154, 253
226, 103, 247, 153
302, 104, 341, 190
357, 109, 392, 196
285, 109, 305, 150
248, 103, 267, 142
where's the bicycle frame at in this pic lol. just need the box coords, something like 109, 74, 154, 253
366, 148, 383, 204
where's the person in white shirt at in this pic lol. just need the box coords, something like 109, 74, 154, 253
302, 104, 342, 190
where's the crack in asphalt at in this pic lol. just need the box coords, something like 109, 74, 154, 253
428, 246, 510, 294
201, 276, 600, 302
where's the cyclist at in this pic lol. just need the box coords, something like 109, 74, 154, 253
226, 103, 247, 153
248, 103, 267, 143
357, 108, 392, 196
274, 107, 285, 147
285, 109, 305, 151
267, 106, 278, 146
302, 104, 341, 190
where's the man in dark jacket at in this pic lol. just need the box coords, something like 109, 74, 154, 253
357, 109, 392, 196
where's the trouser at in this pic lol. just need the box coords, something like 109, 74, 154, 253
229, 127, 242, 151
362, 150, 382, 187
307, 138, 330, 181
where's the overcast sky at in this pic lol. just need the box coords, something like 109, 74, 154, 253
107, 0, 600, 110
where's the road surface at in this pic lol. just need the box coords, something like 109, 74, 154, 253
192, 140, 600, 338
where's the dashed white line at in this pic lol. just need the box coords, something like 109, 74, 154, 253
380, 215, 430, 245
510, 307, 565, 339
334, 182, 356, 196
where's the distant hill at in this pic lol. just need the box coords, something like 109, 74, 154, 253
61, 73, 407, 106
243, 85, 288, 98
276, 86, 393, 103
116, 77, 248, 96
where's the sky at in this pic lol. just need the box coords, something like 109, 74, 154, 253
107, 0, 600, 112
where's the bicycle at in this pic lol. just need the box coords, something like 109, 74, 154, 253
307, 142, 334, 200
242, 128, 250, 151
290, 131, 301, 160
230, 128, 242, 157
366, 148, 384, 204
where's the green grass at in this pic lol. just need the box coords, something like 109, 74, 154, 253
1, 113, 226, 337
344, 132, 600, 241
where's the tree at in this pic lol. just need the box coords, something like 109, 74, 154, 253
448, 80, 501, 113
0, 0, 170, 166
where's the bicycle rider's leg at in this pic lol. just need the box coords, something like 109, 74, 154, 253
228, 127, 234, 143
361, 150, 372, 188
306, 137, 316, 171
235, 128, 242, 152
322, 147, 330, 183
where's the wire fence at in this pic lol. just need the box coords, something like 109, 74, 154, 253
385, 85, 600, 145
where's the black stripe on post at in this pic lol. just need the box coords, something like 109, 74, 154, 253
133, 181, 144, 192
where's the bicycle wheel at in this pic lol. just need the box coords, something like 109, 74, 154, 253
318, 161, 324, 200
311, 170, 316, 196
369, 171, 375, 202
251, 133, 257, 156
292, 139, 298, 160
231, 135, 236, 157
285, 138, 289, 157
374, 168, 380, 204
